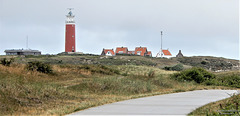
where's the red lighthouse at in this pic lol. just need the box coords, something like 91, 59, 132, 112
65, 9, 76, 52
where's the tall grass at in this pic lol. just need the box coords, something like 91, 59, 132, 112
0, 64, 226, 115
190, 94, 240, 115
69, 76, 158, 95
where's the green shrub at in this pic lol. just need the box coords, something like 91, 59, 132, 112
171, 64, 184, 71
164, 64, 184, 71
26, 61, 53, 74
0, 58, 14, 66
163, 66, 172, 71
172, 67, 215, 83
201, 61, 207, 65
217, 74, 240, 88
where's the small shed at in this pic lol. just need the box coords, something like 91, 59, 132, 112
176, 50, 184, 58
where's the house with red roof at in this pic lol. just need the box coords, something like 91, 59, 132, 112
162, 49, 172, 58
102, 46, 153, 57
146, 51, 152, 57
115, 47, 128, 55
101, 49, 115, 56
135, 46, 148, 56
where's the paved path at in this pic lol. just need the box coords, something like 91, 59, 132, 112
69, 90, 239, 115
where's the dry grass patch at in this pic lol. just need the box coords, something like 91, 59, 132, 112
189, 93, 240, 115
0, 63, 232, 115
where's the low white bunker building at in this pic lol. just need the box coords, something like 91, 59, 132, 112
5, 49, 41, 55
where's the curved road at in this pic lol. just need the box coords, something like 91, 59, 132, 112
69, 90, 239, 115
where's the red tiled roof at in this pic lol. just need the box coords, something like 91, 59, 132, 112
135, 47, 147, 56
147, 51, 152, 55
116, 47, 128, 54
162, 50, 172, 56
104, 49, 115, 55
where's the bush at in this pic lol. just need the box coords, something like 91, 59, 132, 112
0, 58, 14, 66
217, 74, 240, 88
26, 61, 53, 74
172, 64, 184, 71
172, 67, 215, 83
164, 64, 184, 71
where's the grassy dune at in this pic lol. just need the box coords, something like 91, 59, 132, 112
0, 63, 219, 115
189, 94, 240, 115
0, 55, 238, 115
189, 71, 240, 115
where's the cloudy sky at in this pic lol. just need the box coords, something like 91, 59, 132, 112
0, 0, 239, 59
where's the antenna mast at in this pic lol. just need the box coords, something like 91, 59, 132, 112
26, 35, 28, 49
161, 31, 163, 57
156, 31, 163, 57
67, 8, 74, 10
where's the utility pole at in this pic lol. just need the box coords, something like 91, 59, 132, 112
161, 31, 163, 57
26, 35, 28, 49
156, 31, 163, 57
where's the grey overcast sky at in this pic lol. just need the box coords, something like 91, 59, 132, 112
0, 0, 239, 59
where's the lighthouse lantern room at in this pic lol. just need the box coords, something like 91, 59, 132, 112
65, 8, 76, 52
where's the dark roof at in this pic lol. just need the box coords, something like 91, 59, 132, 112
4, 49, 41, 53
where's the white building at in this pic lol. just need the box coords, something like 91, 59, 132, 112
5, 49, 41, 55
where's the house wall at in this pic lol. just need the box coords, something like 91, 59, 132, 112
6, 52, 41, 55
106, 51, 113, 56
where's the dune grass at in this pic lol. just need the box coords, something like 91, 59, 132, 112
189, 94, 240, 115
189, 71, 240, 115
0, 62, 234, 115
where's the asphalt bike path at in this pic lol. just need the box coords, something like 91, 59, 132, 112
69, 90, 239, 115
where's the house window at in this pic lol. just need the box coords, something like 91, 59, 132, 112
137, 51, 141, 55
107, 51, 111, 54
118, 51, 123, 54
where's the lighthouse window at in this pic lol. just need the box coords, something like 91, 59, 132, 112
72, 35, 74, 37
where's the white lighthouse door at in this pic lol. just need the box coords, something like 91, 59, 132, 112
72, 46, 75, 52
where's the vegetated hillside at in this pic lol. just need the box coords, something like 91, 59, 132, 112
0, 55, 177, 67
1, 55, 239, 71
173, 56, 240, 71
0, 62, 213, 115
0, 55, 239, 115
190, 93, 240, 115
